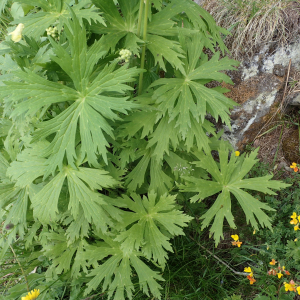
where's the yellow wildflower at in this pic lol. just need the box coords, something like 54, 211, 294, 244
232, 240, 242, 247
290, 218, 298, 225
235, 151, 240, 157
290, 163, 297, 169
284, 280, 296, 292
277, 272, 283, 279
295, 238, 298, 242
21, 289, 40, 300
269, 259, 277, 265
8, 23, 24, 43
244, 267, 252, 273
291, 212, 297, 219
247, 275, 256, 284
231, 234, 239, 241
297, 286, 300, 295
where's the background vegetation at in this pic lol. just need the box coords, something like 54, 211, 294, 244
1, 0, 300, 300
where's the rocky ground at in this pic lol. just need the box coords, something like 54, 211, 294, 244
197, 0, 300, 175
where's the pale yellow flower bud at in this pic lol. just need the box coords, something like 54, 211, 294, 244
8, 23, 24, 43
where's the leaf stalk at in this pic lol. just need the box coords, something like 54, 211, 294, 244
136, 0, 145, 37
138, 0, 150, 95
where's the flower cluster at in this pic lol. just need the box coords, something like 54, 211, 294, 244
8, 23, 24, 43
22, 289, 40, 300
46, 26, 59, 40
284, 280, 300, 295
119, 49, 132, 63
231, 234, 242, 247
290, 212, 300, 231
290, 162, 299, 172
244, 267, 256, 284
267, 259, 290, 278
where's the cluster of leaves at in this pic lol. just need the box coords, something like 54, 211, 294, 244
0, 0, 289, 299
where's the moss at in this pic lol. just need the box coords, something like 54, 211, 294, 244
282, 129, 300, 164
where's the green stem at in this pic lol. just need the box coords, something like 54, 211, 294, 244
10, 245, 29, 292
138, 0, 150, 95
75, 0, 78, 4
137, 0, 144, 37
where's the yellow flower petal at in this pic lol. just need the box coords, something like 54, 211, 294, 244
290, 218, 298, 225
21, 289, 40, 300
291, 212, 297, 219
277, 272, 283, 279
235, 151, 240, 157
231, 234, 239, 241
244, 267, 252, 273
269, 259, 277, 265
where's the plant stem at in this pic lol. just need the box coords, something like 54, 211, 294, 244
75, 0, 78, 4
138, 0, 150, 95
189, 235, 248, 276
10, 245, 29, 292
137, 0, 145, 37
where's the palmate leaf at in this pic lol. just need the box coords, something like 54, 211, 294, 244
124, 147, 173, 196
11, 0, 105, 39
151, 34, 239, 138
1, 13, 141, 176
114, 191, 193, 266
6, 141, 49, 188
31, 165, 119, 232
0, 182, 42, 243
83, 234, 164, 300
6, 140, 119, 233
42, 230, 80, 275
91, 0, 187, 72
179, 141, 290, 245
0, 148, 43, 235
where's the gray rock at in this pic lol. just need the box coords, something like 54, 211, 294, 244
286, 92, 300, 106
242, 41, 300, 80
273, 64, 286, 77
221, 73, 283, 149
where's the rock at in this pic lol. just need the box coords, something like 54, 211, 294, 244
286, 92, 300, 106
221, 72, 284, 149
241, 41, 300, 81
273, 64, 286, 77
219, 39, 300, 150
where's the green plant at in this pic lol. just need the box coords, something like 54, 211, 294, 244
224, 295, 243, 300
0, 0, 289, 299
253, 285, 294, 300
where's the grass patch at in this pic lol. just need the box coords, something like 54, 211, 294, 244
201, 0, 300, 59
